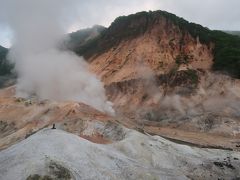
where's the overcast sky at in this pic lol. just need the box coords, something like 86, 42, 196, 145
0, 0, 240, 48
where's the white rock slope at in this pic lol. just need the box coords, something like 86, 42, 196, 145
0, 128, 240, 180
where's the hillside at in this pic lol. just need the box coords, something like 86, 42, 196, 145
225, 31, 240, 37
69, 10, 240, 147
0, 46, 12, 76
74, 10, 240, 79
0, 46, 15, 88
68, 25, 106, 51
0, 45, 7, 56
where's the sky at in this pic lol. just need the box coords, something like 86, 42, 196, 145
0, 0, 240, 48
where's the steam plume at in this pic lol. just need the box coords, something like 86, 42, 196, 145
1, 0, 114, 114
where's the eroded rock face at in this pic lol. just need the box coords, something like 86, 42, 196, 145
88, 13, 213, 85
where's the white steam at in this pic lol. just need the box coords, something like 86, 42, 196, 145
1, 0, 114, 114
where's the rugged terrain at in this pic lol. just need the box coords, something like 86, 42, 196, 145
83, 11, 240, 150
0, 84, 240, 179
0, 10, 240, 179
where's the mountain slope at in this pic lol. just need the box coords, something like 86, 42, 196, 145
68, 25, 106, 52
87, 11, 214, 84
225, 31, 240, 37
70, 10, 240, 144
0, 46, 15, 88
74, 10, 240, 79
0, 46, 12, 76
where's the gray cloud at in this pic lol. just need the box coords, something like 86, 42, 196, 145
0, 0, 239, 47
69, 0, 240, 31
159, 0, 240, 30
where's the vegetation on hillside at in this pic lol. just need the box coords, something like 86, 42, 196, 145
0, 46, 13, 75
69, 25, 106, 52
211, 31, 240, 77
159, 11, 240, 78
74, 12, 152, 58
